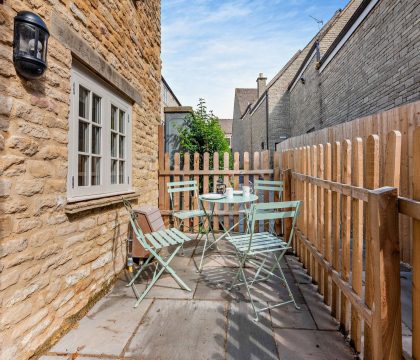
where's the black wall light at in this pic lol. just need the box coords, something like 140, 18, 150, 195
13, 11, 49, 79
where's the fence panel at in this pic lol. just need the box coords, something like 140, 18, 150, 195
278, 127, 420, 358
277, 101, 420, 264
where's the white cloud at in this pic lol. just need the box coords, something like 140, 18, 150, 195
162, 0, 348, 117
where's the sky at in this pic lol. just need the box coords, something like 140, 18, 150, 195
161, 0, 349, 118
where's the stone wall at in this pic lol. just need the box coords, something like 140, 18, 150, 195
0, 1, 161, 359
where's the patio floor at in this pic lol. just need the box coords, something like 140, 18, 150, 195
40, 237, 355, 360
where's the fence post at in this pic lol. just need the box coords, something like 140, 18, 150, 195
413, 126, 420, 359
367, 186, 402, 359
283, 169, 292, 243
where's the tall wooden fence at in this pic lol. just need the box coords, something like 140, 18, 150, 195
277, 101, 420, 265
278, 127, 420, 359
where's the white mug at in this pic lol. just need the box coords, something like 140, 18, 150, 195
226, 187, 234, 199
243, 186, 250, 197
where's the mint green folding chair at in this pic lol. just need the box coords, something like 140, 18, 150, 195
123, 198, 193, 307
167, 180, 206, 234
227, 200, 301, 321
242, 179, 284, 233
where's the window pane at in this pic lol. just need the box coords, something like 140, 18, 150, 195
78, 155, 89, 186
79, 86, 89, 119
78, 121, 89, 152
119, 161, 125, 184
92, 94, 101, 124
92, 125, 101, 154
111, 105, 117, 130
111, 132, 117, 157
119, 110, 125, 133
91, 157, 100, 186
111, 159, 117, 184
119, 135, 125, 158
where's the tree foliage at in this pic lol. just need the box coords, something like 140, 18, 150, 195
177, 98, 231, 168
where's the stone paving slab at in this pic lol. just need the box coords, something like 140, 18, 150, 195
298, 283, 339, 331
226, 301, 278, 360
44, 239, 355, 360
269, 303, 316, 329
274, 329, 354, 359
50, 296, 151, 356
124, 299, 227, 360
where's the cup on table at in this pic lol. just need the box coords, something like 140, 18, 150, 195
243, 186, 250, 197
226, 187, 234, 199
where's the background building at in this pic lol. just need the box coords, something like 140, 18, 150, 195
231, 0, 420, 153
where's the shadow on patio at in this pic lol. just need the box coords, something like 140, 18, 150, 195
40, 237, 355, 360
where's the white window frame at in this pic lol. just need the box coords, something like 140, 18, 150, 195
67, 62, 132, 202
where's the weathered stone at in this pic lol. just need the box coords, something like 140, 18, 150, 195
46, 179, 66, 193
0, 133, 4, 151
19, 122, 50, 139
15, 180, 44, 196
0, 155, 25, 174
11, 307, 49, 339
0, 300, 32, 328
35, 244, 62, 260
38, 145, 67, 160
3, 200, 28, 214
56, 222, 78, 236
65, 267, 91, 286
0, 267, 20, 291
27, 160, 52, 178
15, 218, 41, 234
0, 95, 12, 116
0, 179, 12, 197
0, 238, 28, 258
0, 216, 12, 239
6, 136, 39, 156
79, 217, 96, 231
91, 252, 112, 270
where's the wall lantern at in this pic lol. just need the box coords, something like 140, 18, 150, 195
13, 11, 49, 79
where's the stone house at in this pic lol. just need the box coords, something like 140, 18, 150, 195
232, 0, 419, 153
0, 1, 161, 359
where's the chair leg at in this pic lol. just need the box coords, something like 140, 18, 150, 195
132, 245, 191, 307
127, 254, 154, 287
239, 265, 259, 321
275, 257, 300, 310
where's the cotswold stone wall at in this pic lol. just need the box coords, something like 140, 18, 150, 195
0, 1, 161, 359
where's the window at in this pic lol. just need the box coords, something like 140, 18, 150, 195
68, 63, 132, 201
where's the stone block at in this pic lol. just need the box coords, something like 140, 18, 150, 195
0, 237, 28, 258
0, 267, 20, 291
0, 179, 12, 197
6, 135, 39, 156
15, 179, 44, 196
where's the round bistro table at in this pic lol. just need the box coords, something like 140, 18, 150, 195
197, 193, 258, 272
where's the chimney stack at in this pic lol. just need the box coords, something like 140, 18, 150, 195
257, 73, 267, 98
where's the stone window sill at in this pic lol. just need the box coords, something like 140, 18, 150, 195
64, 191, 140, 214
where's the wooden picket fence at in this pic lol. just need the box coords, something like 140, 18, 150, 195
278, 100, 420, 265
158, 126, 278, 232
278, 127, 420, 359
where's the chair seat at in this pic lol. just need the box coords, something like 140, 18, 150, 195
227, 232, 290, 254
144, 228, 193, 250
173, 209, 206, 220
